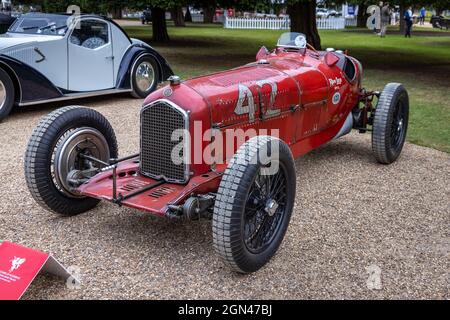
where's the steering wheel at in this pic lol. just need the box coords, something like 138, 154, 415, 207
81, 37, 106, 49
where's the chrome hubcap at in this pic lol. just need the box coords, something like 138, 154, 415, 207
135, 61, 155, 93
52, 128, 110, 198
0, 80, 6, 110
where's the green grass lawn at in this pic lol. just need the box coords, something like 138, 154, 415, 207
124, 23, 450, 153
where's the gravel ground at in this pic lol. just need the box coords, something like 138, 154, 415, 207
0, 95, 448, 300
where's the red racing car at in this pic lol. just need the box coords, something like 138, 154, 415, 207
24, 33, 409, 273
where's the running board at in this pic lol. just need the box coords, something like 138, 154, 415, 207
18, 88, 133, 107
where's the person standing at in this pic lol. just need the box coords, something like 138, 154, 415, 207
373, 1, 383, 36
404, 6, 413, 38
380, 2, 391, 37
419, 7, 426, 25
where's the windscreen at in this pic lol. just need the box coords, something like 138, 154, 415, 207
277, 32, 307, 50
8, 13, 70, 36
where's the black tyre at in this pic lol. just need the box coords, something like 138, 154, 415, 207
372, 83, 409, 164
0, 67, 15, 122
24, 106, 118, 215
130, 55, 160, 98
212, 136, 296, 273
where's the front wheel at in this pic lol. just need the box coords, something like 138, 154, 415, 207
212, 136, 296, 273
130, 55, 160, 98
24, 106, 118, 215
0, 68, 15, 122
372, 83, 409, 164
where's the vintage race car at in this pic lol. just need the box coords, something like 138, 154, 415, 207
0, 12, 173, 120
24, 33, 409, 273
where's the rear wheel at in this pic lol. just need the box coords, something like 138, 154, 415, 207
372, 83, 409, 164
24, 106, 118, 215
0, 68, 15, 122
212, 136, 296, 273
131, 55, 160, 98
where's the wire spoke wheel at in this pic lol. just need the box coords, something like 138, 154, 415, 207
244, 165, 287, 254
213, 136, 296, 273
390, 101, 407, 150
372, 83, 409, 164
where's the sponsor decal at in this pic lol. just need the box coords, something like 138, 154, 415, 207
328, 77, 343, 87
163, 88, 173, 97
294, 35, 307, 49
332, 92, 341, 105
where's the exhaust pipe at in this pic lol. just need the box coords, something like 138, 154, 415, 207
333, 112, 353, 140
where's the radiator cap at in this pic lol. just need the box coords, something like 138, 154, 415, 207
168, 75, 181, 86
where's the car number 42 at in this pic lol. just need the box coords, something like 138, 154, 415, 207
235, 80, 281, 122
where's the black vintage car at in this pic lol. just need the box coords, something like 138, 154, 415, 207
430, 15, 449, 29
141, 8, 152, 24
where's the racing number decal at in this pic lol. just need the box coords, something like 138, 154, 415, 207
235, 84, 256, 122
235, 80, 280, 122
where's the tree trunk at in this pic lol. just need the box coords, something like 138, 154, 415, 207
203, 7, 215, 24
185, 6, 192, 22
399, 3, 405, 33
288, 1, 321, 50
152, 7, 170, 42
357, 3, 368, 28
171, 6, 185, 27
111, 6, 122, 19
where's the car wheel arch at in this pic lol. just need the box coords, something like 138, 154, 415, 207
0, 62, 21, 104
130, 52, 164, 85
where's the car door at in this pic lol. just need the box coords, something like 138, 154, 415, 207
294, 68, 329, 140
68, 18, 114, 92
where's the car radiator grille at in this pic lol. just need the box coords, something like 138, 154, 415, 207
140, 101, 188, 184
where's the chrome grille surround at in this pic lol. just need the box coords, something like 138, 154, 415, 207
140, 99, 190, 184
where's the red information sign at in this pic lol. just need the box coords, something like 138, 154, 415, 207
0, 241, 77, 300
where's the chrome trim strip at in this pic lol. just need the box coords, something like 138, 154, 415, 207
140, 98, 190, 184
18, 88, 132, 106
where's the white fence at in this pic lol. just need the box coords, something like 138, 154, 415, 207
224, 17, 349, 30
225, 17, 290, 30
345, 17, 358, 27
316, 17, 346, 29
191, 13, 204, 23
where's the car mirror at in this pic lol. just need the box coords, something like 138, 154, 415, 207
324, 52, 339, 67
256, 46, 269, 61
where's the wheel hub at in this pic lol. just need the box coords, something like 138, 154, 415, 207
244, 166, 287, 254
265, 199, 279, 216
135, 61, 155, 93
397, 119, 403, 132
53, 128, 110, 198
